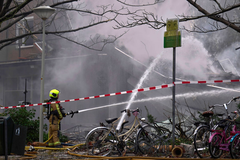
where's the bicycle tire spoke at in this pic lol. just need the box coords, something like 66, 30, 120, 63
209, 134, 223, 158
193, 126, 211, 158
86, 128, 116, 156
136, 125, 164, 157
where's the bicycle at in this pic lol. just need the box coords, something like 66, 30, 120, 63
85, 108, 161, 156
227, 113, 240, 159
136, 119, 172, 156
208, 96, 240, 158
139, 117, 193, 157
193, 106, 224, 158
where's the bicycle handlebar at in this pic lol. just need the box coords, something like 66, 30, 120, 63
121, 108, 139, 113
209, 96, 240, 117
210, 96, 240, 108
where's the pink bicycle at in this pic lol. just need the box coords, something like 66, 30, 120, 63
229, 116, 240, 159
208, 96, 240, 158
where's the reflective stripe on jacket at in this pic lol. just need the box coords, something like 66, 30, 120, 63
50, 103, 63, 120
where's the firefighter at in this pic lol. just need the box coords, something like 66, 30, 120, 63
48, 89, 66, 148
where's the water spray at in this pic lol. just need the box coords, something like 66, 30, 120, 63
207, 84, 240, 93
115, 47, 239, 93
66, 96, 167, 117
115, 47, 170, 79
66, 85, 240, 118
116, 52, 163, 131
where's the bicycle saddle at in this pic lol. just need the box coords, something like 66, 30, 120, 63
202, 110, 214, 117
105, 118, 118, 124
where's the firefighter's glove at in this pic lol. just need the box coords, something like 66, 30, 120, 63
61, 109, 66, 117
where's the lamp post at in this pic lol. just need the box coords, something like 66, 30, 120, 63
33, 6, 55, 142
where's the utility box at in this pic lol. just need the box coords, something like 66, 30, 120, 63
11, 125, 27, 155
0, 116, 14, 155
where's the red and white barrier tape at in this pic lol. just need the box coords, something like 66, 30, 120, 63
174, 79, 240, 84
1, 79, 239, 110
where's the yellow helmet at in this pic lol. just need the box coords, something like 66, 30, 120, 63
49, 89, 60, 98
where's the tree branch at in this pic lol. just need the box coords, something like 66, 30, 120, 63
116, 0, 164, 7
186, 0, 240, 32
54, 31, 127, 51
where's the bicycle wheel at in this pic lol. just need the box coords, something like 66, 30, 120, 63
230, 134, 240, 159
193, 125, 211, 158
209, 134, 223, 158
136, 124, 162, 156
85, 127, 116, 156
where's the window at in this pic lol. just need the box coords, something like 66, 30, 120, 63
16, 16, 34, 48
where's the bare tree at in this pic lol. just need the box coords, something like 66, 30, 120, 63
182, 0, 240, 33
114, 0, 240, 50
114, 0, 240, 32
2, 1, 240, 52
0, 0, 129, 51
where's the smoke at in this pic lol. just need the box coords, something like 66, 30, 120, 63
41, 0, 240, 130
187, 1, 240, 54
68, 0, 191, 64
216, 42, 240, 76
73, 0, 238, 80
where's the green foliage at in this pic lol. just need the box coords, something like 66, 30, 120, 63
59, 132, 69, 142
1, 108, 47, 143
43, 132, 49, 142
144, 106, 156, 124
237, 103, 240, 110
1, 108, 69, 143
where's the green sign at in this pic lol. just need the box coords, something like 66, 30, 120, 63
164, 19, 181, 48
164, 31, 181, 48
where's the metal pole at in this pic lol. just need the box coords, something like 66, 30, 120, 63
24, 79, 27, 104
39, 20, 45, 142
172, 47, 176, 147
18, 41, 21, 58
4, 118, 8, 160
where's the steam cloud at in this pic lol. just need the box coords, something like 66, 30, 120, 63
38, 0, 240, 129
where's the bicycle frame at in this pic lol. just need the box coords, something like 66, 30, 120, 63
85, 109, 145, 155
193, 106, 220, 156
230, 133, 240, 143
115, 116, 142, 142
209, 120, 240, 151
206, 96, 240, 159
193, 104, 221, 137
209, 129, 229, 151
